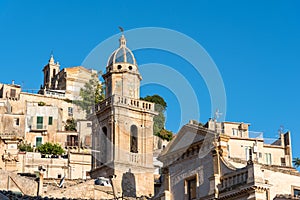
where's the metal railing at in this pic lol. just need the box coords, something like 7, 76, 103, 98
29, 124, 48, 131
65, 141, 79, 147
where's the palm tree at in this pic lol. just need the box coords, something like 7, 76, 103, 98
293, 157, 300, 168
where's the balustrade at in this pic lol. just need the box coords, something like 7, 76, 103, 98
129, 152, 140, 164
220, 169, 248, 191
95, 95, 155, 112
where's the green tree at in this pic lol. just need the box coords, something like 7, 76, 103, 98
156, 128, 173, 141
293, 157, 300, 168
37, 142, 65, 155
65, 118, 77, 131
18, 142, 33, 152
141, 94, 173, 141
74, 72, 104, 115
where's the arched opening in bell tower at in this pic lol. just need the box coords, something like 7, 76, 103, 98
102, 126, 108, 163
130, 125, 138, 153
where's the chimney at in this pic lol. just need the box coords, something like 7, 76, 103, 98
12, 80, 15, 85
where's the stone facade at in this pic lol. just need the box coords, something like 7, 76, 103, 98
0, 169, 38, 196
39, 55, 97, 101
0, 56, 95, 172
156, 120, 300, 200
0, 134, 22, 171
90, 34, 157, 198
16, 151, 91, 179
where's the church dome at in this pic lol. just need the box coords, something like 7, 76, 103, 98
107, 35, 136, 66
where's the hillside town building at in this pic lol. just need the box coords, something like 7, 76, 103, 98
0, 34, 299, 200
0, 56, 94, 174
39, 54, 97, 100
156, 119, 300, 200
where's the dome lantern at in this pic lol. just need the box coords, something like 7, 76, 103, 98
107, 34, 136, 66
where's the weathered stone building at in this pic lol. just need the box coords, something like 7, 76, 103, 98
156, 119, 300, 200
17, 151, 91, 180
90, 34, 157, 197
39, 55, 97, 101
0, 56, 95, 172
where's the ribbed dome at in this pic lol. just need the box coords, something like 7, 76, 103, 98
107, 35, 136, 66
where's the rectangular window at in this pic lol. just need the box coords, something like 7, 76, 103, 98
281, 157, 286, 166
36, 137, 42, 147
265, 153, 272, 165
37, 116, 43, 129
66, 135, 78, 146
294, 188, 300, 197
232, 128, 238, 136
48, 116, 53, 125
14, 118, 20, 126
245, 146, 251, 161
187, 177, 197, 200
10, 89, 16, 98
227, 145, 230, 158
68, 107, 73, 116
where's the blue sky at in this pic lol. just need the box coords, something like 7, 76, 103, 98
0, 1, 300, 158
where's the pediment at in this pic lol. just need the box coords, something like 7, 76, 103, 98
159, 123, 213, 159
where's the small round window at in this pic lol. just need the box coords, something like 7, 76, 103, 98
117, 65, 122, 70
128, 66, 133, 70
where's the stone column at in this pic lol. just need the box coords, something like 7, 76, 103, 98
37, 170, 44, 196
208, 148, 221, 198
218, 135, 230, 157
161, 167, 171, 200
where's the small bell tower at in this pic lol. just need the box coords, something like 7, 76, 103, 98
42, 53, 60, 89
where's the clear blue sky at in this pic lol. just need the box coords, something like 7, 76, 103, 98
1, 1, 300, 159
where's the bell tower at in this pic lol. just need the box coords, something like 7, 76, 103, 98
42, 54, 60, 89
91, 34, 157, 197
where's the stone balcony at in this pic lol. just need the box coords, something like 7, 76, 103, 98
128, 152, 140, 164
95, 94, 156, 113
219, 168, 248, 192
0, 132, 23, 140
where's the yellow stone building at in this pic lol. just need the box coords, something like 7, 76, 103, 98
156, 119, 300, 200
90, 34, 157, 197
0, 56, 95, 172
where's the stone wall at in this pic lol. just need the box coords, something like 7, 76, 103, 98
17, 152, 91, 179
0, 169, 38, 196
45, 179, 114, 199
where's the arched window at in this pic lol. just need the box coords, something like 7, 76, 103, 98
102, 127, 108, 136
102, 127, 108, 164
46, 71, 49, 82
130, 125, 138, 153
